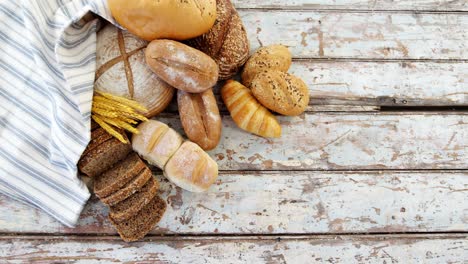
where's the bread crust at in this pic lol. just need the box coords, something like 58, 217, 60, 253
188, 0, 249, 80
177, 89, 222, 150
108, 0, 217, 41
95, 25, 175, 118
221, 80, 281, 138
251, 71, 309, 116
145, 40, 219, 93
241, 45, 292, 87
164, 142, 218, 192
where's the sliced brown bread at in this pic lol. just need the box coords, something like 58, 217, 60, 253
81, 128, 113, 158
78, 135, 132, 178
94, 152, 146, 199
109, 195, 167, 242
109, 176, 159, 223
101, 167, 152, 206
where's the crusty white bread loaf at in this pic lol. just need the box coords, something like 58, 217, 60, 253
164, 141, 218, 193
132, 120, 183, 169
94, 24, 174, 118
177, 89, 222, 150
108, 0, 217, 41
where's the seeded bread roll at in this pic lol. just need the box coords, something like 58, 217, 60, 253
109, 195, 167, 242
109, 176, 159, 223
108, 0, 216, 41
132, 120, 184, 169
241, 44, 292, 87
188, 0, 249, 80
101, 167, 153, 206
251, 70, 309, 116
164, 141, 218, 192
94, 153, 146, 199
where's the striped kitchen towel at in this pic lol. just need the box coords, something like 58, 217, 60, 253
0, 0, 117, 227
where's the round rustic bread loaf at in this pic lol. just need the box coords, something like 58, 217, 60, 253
241, 44, 292, 87
108, 0, 217, 41
94, 25, 174, 118
187, 0, 249, 80
251, 70, 309, 116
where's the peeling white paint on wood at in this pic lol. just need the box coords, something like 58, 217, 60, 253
238, 11, 468, 59
232, 0, 468, 11
291, 60, 468, 106
159, 113, 468, 170
0, 171, 466, 234
0, 235, 466, 263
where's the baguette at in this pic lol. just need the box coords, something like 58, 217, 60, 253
221, 80, 281, 138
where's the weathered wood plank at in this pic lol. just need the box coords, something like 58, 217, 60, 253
233, 0, 468, 11
1, 171, 466, 234
162, 113, 467, 171
162, 60, 468, 110
0, 235, 465, 263
239, 11, 468, 60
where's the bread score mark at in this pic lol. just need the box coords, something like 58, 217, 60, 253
146, 125, 170, 153
150, 57, 216, 79
95, 46, 145, 81
117, 30, 136, 98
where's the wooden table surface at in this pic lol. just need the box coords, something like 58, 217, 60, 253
1, 1, 467, 263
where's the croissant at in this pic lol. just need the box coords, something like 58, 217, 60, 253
221, 80, 281, 138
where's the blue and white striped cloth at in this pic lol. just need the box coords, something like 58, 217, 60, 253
0, 0, 116, 227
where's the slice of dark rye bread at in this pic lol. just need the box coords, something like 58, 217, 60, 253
81, 128, 114, 158
109, 195, 167, 242
78, 135, 132, 177
109, 176, 159, 223
101, 167, 153, 206
94, 152, 146, 199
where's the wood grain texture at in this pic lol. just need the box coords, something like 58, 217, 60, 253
0, 235, 466, 263
232, 0, 468, 11
160, 113, 468, 171
1, 171, 466, 234
238, 11, 468, 60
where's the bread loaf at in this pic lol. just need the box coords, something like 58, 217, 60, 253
145, 40, 219, 93
95, 25, 174, 118
188, 0, 249, 80
109, 195, 167, 242
109, 176, 159, 223
164, 142, 219, 193
177, 89, 222, 150
251, 71, 310, 116
221, 80, 281, 138
241, 45, 292, 87
94, 153, 146, 198
78, 134, 132, 177
133, 120, 219, 192
101, 167, 153, 206
108, 0, 217, 41
132, 120, 184, 169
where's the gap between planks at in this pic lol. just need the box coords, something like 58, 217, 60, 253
237, 8, 468, 14
0, 233, 466, 241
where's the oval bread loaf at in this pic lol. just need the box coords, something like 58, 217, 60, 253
251, 70, 309, 116
145, 40, 219, 93
94, 25, 174, 118
177, 89, 222, 150
221, 80, 281, 138
108, 0, 217, 41
132, 120, 183, 169
241, 44, 292, 87
164, 141, 219, 193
